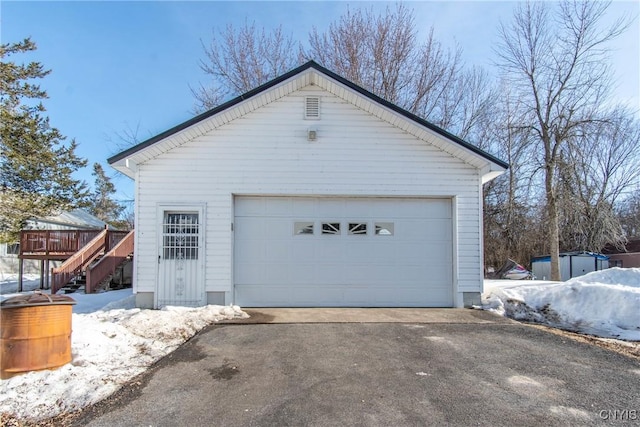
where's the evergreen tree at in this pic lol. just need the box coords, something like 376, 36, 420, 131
0, 38, 89, 242
90, 162, 123, 226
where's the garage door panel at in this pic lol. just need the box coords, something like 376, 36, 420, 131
317, 199, 345, 216
265, 242, 292, 262
291, 240, 317, 260
293, 286, 344, 305
342, 266, 377, 282
398, 219, 451, 240
237, 285, 452, 307
234, 197, 267, 216
234, 196, 454, 307
397, 243, 452, 262
425, 267, 453, 282
265, 263, 291, 283
290, 264, 319, 285
396, 243, 434, 263
236, 285, 288, 306
315, 264, 350, 284
265, 218, 292, 235
344, 241, 378, 263
235, 218, 266, 239
344, 198, 377, 217
425, 220, 455, 240
363, 242, 398, 263
235, 240, 266, 264
425, 200, 452, 218
264, 198, 294, 216
317, 241, 347, 261
368, 265, 400, 283
235, 263, 266, 284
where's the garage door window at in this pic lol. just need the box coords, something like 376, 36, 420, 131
322, 222, 341, 235
375, 222, 394, 236
348, 223, 367, 235
294, 222, 314, 235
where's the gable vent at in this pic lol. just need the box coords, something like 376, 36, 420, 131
305, 96, 320, 119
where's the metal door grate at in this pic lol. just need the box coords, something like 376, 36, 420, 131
163, 213, 199, 260
159, 212, 202, 307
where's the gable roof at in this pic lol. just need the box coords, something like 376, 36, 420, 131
108, 60, 507, 181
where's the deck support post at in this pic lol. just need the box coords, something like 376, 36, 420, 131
44, 259, 50, 290
39, 260, 45, 289
18, 258, 24, 292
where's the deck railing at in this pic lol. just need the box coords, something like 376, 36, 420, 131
51, 230, 109, 294
20, 230, 103, 258
86, 230, 134, 294
108, 231, 129, 251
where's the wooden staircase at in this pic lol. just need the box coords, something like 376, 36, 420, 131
51, 229, 134, 294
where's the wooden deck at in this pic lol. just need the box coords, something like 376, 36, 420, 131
20, 229, 129, 260
17, 228, 133, 293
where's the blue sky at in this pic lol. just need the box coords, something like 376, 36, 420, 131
2, 1, 638, 203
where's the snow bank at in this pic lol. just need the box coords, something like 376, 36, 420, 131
71, 288, 135, 313
0, 300, 248, 421
483, 268, 640, 341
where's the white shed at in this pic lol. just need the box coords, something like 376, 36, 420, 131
531, 251, 610, 281
108, 61, 507, 309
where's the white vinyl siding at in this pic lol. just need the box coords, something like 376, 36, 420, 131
132, 86, 484, 306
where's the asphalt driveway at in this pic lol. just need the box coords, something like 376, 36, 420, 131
73, 311, 639, 426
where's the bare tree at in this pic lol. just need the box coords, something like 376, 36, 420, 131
617, 190, 640, 238
307, 4, 417, 105
483, 82, 541, 269
193, 22, 303, 112
495, 0, 630, 279
557, 109, 640, 251
306, 3, 497, 142
194, 4, 495, 145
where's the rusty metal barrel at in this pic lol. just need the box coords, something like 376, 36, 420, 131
1, 292, 76, 379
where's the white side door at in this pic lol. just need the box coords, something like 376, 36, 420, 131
157, 206, 205, 307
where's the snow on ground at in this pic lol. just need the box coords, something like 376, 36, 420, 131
0, 273, 41, 295
0, 281, 248, 422
482, 267, 640, 341
2, 268, 639, 422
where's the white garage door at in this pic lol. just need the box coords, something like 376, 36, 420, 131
234, 197, 453, 307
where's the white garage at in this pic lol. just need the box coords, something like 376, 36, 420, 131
234, 196, 453, 307
108, 61, 507, 309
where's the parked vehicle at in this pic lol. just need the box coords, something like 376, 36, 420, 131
487, 259, 533, 280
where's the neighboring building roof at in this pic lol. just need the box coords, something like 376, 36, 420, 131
602, 238, 640, 255
26, 209, 108, 230
531, 251, 610, 262
108, 60, 508, 181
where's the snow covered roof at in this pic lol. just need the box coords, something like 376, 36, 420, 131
25, 209, 108, 230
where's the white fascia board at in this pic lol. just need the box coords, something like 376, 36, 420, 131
480, 163, 507, 184
110, 158, 136, 179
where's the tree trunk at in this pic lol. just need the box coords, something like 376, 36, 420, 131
545, 162, 561, 281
